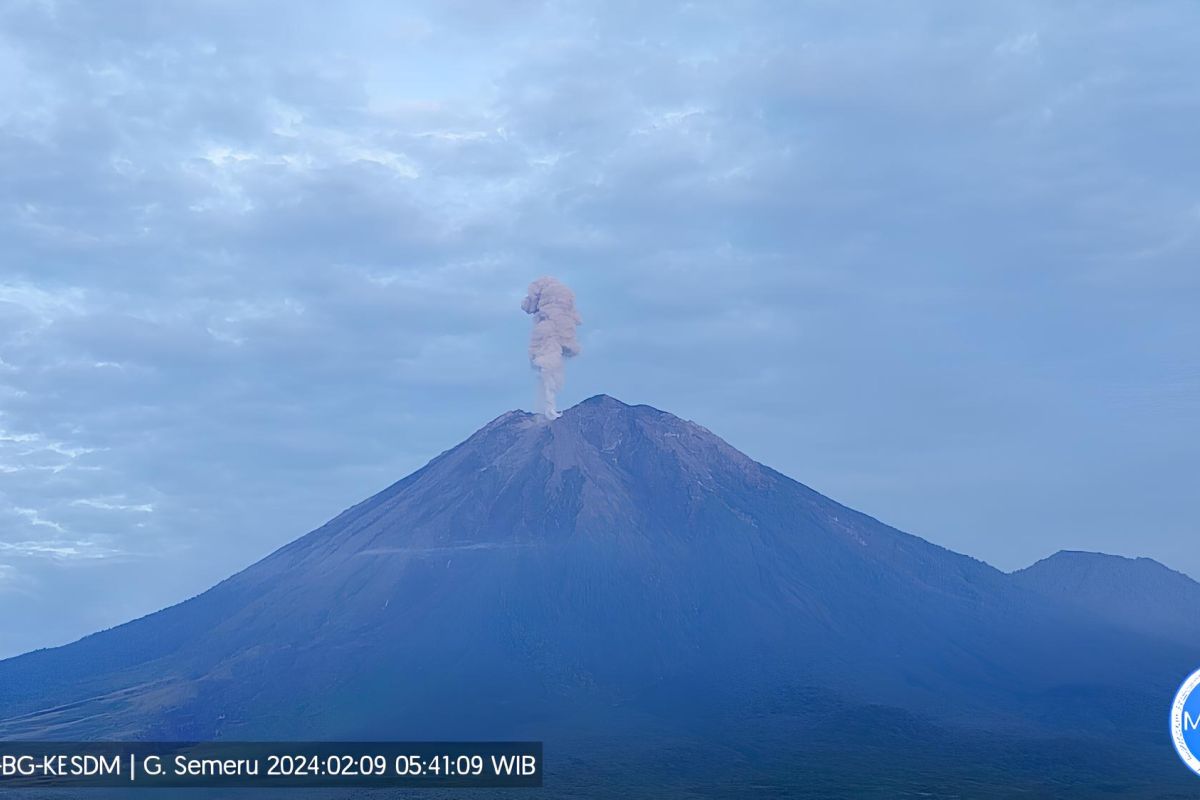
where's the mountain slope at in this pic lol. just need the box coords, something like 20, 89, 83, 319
1012, 549, 1200, 646
0, 396, 1194, 791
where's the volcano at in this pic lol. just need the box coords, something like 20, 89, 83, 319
1, 396, 1196, 795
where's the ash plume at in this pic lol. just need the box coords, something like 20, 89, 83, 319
521, 277, 582, 419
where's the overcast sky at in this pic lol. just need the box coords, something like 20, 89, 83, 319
1, 0, 1197, 658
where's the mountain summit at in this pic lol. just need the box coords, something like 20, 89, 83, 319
0, 396, 1196, 792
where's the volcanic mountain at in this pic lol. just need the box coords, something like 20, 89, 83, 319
0, 396, 1195, 795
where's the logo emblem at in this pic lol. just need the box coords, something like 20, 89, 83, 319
1172, 669, 1200, 775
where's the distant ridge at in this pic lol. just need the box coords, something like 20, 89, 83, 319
1012, 549, 1200, 646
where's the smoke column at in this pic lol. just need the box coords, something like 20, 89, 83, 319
521, 277, 582, 419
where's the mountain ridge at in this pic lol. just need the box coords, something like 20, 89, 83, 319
1016, 548, 1197, 582
1012, 548, 1200, 647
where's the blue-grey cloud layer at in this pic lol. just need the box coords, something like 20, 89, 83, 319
0, 0, 1196, 657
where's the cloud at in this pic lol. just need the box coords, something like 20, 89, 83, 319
11, 506, 65, 532
71, 498, 155, 513
0, 540, 117, 560
995, 32, 1041, 58
0, 563, 32, 596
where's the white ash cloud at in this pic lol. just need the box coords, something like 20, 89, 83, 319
521, 277, 582, 419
